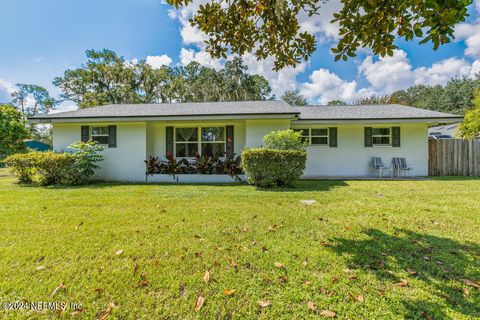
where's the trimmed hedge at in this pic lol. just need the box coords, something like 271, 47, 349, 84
5, 141, 104, 186
241, 148, 307, 188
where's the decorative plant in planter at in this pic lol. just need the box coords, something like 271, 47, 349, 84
144, 152, 243, 181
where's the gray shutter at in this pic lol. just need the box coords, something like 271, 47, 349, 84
166, 126, 174, 156
81, 126, 89, 142
364, 127, 373, 147
328, 127, 337, 147
108, 125, 117, 148
226, 125, 234, 157
392, 126, 401, 147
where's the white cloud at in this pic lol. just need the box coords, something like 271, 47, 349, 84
146, 54, 173, 68
298, 0, 342, 41
413, 58, 473, 85
0, 78, 16, 102
359, 50, 414, 92
300, 68, 373, 104
455, 23, 480, 58
179, 48, 224, 70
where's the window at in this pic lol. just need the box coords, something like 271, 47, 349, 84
91, 126, 109, 145
293, 128, 329, 146
174, 127, 225, 157
372, 128, 391, 145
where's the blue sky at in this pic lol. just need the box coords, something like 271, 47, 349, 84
1, 0, 479, 109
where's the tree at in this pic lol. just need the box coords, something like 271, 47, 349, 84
53, 50, 273, 108
458, 90, 480, 138
0, 104, 30, 157
327, 100, 346, 106
167, 0, 472, 70
282, 89, 308, 106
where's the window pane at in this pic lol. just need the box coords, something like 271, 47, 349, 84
202, 127, 224, 141
92, 136, 109, 145
293, 129, 309, 137
373, 137, 390, 145
311, 137, 328, 145
311, 128, 328, 136
372, 128, 390, 136
201, 143, 225, 157
176, 128, 198, 142
176, 143, 198, 157
92, 126, 108, 135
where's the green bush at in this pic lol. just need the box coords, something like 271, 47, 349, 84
263, 129, 306, 150
5, 141, 104, 186
5, 152, 41, 183
241, 148, 306, 188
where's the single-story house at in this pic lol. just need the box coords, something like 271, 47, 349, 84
30, 101, 462, 181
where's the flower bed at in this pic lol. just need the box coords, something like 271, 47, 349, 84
145, 153, 243, 183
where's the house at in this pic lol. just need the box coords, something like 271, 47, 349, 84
30, 101, 462, 181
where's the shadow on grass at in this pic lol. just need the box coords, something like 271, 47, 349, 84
254, 180, 349, 192
16, 179, 348, 192
329, 229, 480, 319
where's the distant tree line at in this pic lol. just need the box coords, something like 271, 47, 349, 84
53, 49, 273, 108
353, 75, 480, 115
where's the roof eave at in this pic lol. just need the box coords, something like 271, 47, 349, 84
293, 117, 463, 125
29, 113, 300, 123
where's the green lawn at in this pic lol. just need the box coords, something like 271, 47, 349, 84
0, 169, 479, 319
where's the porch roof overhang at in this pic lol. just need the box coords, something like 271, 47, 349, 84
292, 116, 463, 125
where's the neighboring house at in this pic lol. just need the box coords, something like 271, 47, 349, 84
30, 101, 462, 181
24, 140, 51, 152
428, 123, 460, 139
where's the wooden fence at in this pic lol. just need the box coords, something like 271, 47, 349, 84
428, 139, 480, 176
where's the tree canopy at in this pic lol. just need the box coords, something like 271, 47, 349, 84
53, 49, 273, 108
0, 104, 30, 157
459, 90, 480, 138
167, 0, 472, 70
282, 89, 308, 106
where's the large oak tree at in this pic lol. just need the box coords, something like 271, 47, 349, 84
166, 0, 473, 70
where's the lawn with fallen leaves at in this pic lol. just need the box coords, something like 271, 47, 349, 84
0, 169, 479, 319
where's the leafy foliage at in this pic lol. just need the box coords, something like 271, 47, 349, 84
241, 148, 306, 188
282, 89, 308, 106
53, 50, 272, 108
5, 141, 104, 185
0, 104, 30, 160
263, 129, 307, 150
145, 153, 243, 180
355, 75, 480, 115
459, 90, 480, 138
327, 100, 347, 106
166, 0, 471, 70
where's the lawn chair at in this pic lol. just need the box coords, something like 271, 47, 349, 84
371, 157, 392, 178
391, 157, 414, 178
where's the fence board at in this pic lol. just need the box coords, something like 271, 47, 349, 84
429, 139, 480, 176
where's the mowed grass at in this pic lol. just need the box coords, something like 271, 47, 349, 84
0, 169, 479, 319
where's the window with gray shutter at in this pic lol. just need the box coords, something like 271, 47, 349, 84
166, 126, 174, 156
226, 125, 234, 157
328, 127, 337, 147
364, 127, 373, 147
392, 127, 401, 147
108, 125, 117, 148
81, 126, 90, 142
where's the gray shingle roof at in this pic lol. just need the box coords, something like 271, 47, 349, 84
33, 100, 296, 119
295, 104, 462, 120
31, 101, 462, 121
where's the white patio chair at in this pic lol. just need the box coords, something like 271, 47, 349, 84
391, 157, 414, 178
371, 157, 392, 178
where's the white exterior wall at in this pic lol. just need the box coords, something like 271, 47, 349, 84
297, 123, 429, 177
245, 119, 291, 147
53, 122, 147, 182
52, 120, 430, 181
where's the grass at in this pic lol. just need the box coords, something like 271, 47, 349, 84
0, 169, 479, 319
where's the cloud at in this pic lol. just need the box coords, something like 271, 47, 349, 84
0, 78, 15, 102
298, 0, 342, 41
359, 49, 479, 93
179, 48, 224, 70
455, 23, 480, 58
300, 68, 373, 104
146, 54, 173, 68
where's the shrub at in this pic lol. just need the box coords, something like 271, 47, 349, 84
35, 152, 75, 186
5, 152, 41, 183
263, 129, 306, 150
5, 141, 104, 186
241, 148, 306, 188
